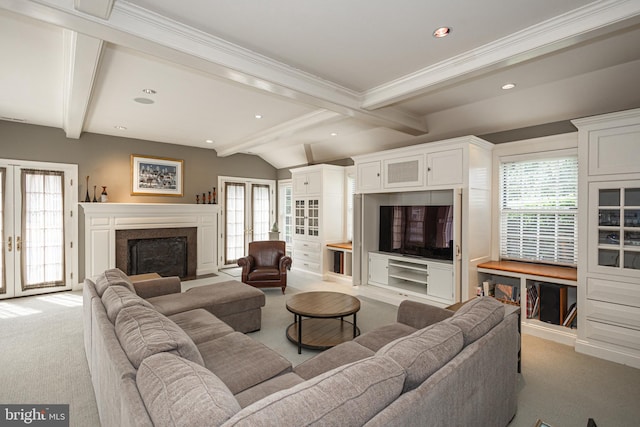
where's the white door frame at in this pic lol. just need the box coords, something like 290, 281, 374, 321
217, 176, 275, 268
1, 159, 78, 299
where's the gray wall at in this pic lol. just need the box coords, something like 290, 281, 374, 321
1, 120, 277, 280
0, 121, 277, 203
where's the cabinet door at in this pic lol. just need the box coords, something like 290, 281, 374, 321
427, 149, 463, 186
589, 181, 640, 278
426, 262, 454, 300
307, 199, 320, 238
588, 123, 640, 176
293, 171, 322, 196
368, 253, 388, 285
383, 155, 424, 189
292, 174, 309, 196
305, 171, 322, 195
294, 199, 306, 236
356, 161, 382, 193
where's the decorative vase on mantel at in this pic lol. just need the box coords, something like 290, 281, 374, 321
101, 186, 108, 203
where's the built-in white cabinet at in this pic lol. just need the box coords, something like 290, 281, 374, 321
353, 136, 494, 305
368, 252, 454, 305
356, 146, 465, 194
427, 149, 463, 186
368, 252, 389, 286
356, 161, 382, 193
293, 169, 321, 196
290, 164, 345, 277
573, 107, 640, 369
383, 155, 424, 189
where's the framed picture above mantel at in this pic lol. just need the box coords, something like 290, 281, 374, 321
131, 154, 183, 196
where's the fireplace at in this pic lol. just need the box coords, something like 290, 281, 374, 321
115, 227, 197, 280
80, 203, 219, 280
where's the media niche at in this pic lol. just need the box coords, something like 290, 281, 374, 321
379, 205, 454, 261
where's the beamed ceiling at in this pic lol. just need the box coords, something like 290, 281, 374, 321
1, 0, 640, 169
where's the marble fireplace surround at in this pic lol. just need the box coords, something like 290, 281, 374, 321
80, 203, 220, 280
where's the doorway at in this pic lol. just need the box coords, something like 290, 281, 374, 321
1, 160, 78, 299
219, 177, 275, 267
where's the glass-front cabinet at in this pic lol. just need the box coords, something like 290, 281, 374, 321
591, 181, 640, 275
294, 198, 320, 238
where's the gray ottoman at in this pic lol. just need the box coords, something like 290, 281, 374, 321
147, 280, 266, 332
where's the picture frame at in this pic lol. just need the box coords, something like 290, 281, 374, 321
131, 154, 183, 197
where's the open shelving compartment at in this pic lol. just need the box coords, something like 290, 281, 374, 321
478, 261, 578, 346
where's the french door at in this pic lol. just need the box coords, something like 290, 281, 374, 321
219, 177, 275, 266
0, 160, 77, 299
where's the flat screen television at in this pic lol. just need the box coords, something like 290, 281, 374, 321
379, 205, 454, 261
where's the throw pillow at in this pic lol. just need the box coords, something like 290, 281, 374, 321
94, 268, 135, 297
378, 322, 463, 391
115, 305, 204, 369
137, 353, 240, 426
446, 297, 505, 345
101, 285, 153, 324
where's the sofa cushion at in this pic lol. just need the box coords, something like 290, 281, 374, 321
446, 297, 505, 345
168, 309, 234, 344
137, 352, 241, 426
115, 305, 204, 369
101, 285, 153, 324
197, 332, 291, 395
222, 356, 406, 427
234, 372, 306, 409
377, 322, 464, 391
94, 268, 135, 297
247, 267, 280, 281
353, 322, 417, 352
293, 341, 375, 380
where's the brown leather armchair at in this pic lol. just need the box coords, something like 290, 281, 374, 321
237, 240, 292, 294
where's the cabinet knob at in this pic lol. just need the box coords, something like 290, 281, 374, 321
427, 167, 432, 172
376, 173, 380, 177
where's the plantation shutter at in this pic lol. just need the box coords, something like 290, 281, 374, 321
499, 154, 578, 266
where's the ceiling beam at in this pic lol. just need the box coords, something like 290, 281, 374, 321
215, 110, 343, 157
1, 0, 427, 135
62, 30, 103, 139
74, 0, 114, 19
361, 0, 640, 110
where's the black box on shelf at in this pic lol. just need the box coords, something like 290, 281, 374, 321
539, 283, 567, 325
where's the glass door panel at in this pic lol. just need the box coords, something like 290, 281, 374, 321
308, 199, 319, 237
225, 182, 245, 264
252, 184, 270, 241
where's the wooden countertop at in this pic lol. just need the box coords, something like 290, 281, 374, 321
477, 260, 577, 282
326, 242, 352, 251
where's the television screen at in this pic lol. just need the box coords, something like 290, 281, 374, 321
379, 205, 453, 260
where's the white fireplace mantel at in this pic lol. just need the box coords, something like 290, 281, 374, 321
80, 203, 220, 279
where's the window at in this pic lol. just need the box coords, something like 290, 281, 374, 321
500, 154, 578, 266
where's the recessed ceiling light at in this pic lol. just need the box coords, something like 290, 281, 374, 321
330, 132, 338, 137
142, 88, 156, 94
114, 125, 127, 130
255, 114, 263, 119
433, 27, 451, 38
134, 97, 155, 104
205, 139, 214, 144
501, 83, 516, 90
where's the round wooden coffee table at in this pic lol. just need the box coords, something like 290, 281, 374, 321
285, 291, 361, 354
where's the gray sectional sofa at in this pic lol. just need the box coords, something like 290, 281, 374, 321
83, 268, 520, 427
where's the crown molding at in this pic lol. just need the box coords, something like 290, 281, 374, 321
361, 0, 640, 110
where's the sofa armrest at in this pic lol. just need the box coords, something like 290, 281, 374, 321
396, 300, 454, 329
133, 276, 181, 299
279, 256, 292, 273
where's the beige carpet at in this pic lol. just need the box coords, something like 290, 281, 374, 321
1, 275, 639, 427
